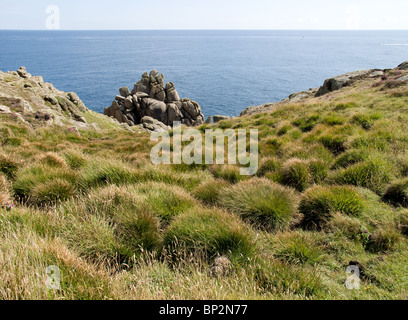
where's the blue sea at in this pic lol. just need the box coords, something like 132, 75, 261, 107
1, 30, 408, 117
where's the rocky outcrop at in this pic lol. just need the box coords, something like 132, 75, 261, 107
213, 115, 232, 123
141, 116, 171, 132
315, 69, 384, 97
104, 70, 205, 130
0, 67, 110, 131
239, 62, 408, 117
240, 88, 318, 117
398, 61, 408, 70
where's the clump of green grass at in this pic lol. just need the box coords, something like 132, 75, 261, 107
79, 159, 138, 189
397, 211, 408, 236
319, 135, 347, 155
366, 227, 402, 253
334, 102, 358, 111
330, 157, 394, 194
396, 153, 408, 177
299, 186, 364, 229
134, 182, 197, 225
0, 153, 20, 179
135, 165, 212, 191
163, 208, 254, 262
287, 143, 335, 165
0, 173, 11, 204
293, 114, 321, 132
13, 164, 78, 205
253, 259, 323, 297
64, 149, 87, 169
256, 157, 281, 177
274, 232, 324, 265
279, 159, 311, 192
217, 178, 298, 231
36, 152, 67, 168
279, 158, 328, 192
210, 165, 246, 184
352, 113, 382, 130
61, 185, 161, 264
193, 179, 230, 205
218, 120, 233, 130
383, 178, 408, 208
323, 115, 346, 126
309, 159, 329, 184
31, 178, 76, 205
327, 212, 366, 241
277, 124, 292, 136
332, 149, 368, 169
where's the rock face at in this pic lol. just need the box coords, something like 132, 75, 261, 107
398, 61, 408, 70
315, 69, 384, 97
0, 67, 97, 130
213, 115, 232, 123
141, 116, 171, 132
104, 70, 205, 129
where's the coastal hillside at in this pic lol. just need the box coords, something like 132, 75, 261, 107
1, 62, 408, 300
0, 67, 124, 131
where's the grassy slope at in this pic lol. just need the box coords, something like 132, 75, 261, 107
1, 68, 408, 300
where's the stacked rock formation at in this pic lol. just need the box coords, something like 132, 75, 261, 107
104, 70, 205, 128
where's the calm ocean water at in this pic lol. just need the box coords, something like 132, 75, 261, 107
1, 30, 408, 116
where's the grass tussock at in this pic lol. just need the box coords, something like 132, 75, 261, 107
299, 186, 364, 229
383, 178, 408, 208
193, 179, 231, 205
330, 156, 394, 194
162, 207, 255, 262
217, 178, 298, 231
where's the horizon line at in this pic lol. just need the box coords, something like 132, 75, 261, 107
1, 29, 408, 32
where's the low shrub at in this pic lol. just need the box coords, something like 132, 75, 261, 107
299, 186, 364, 229
217, 178, 298, 231
163, 208, 254, 261
383, 178, 408, 207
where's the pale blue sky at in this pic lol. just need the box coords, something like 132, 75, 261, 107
0, 0, 407, 30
